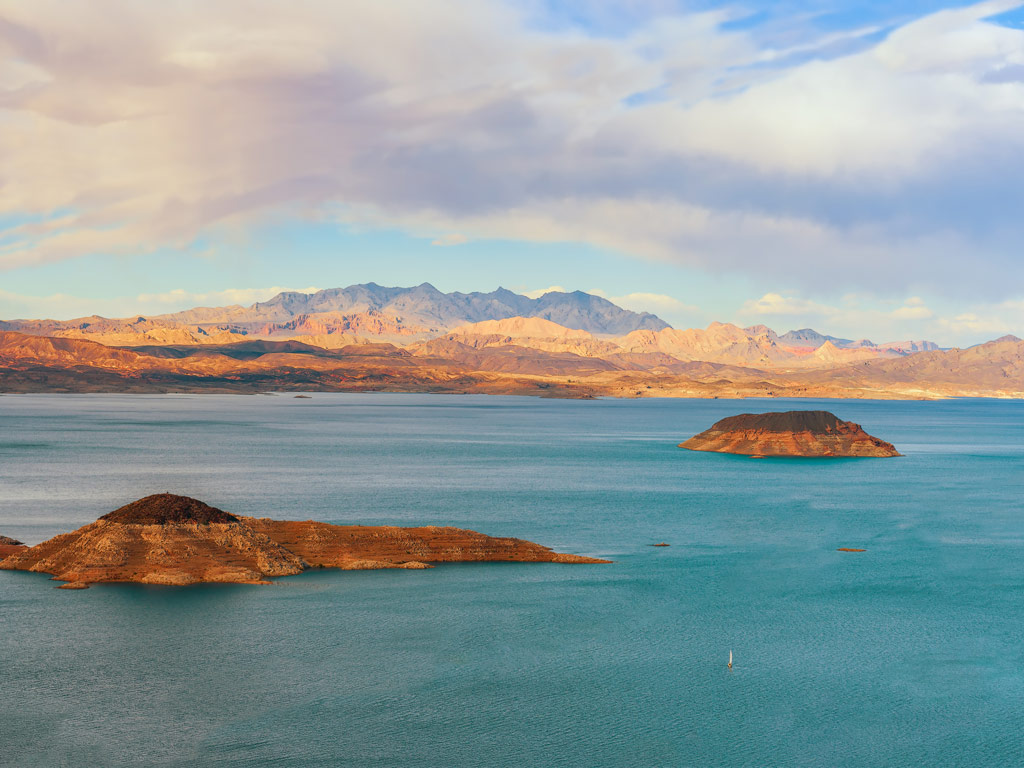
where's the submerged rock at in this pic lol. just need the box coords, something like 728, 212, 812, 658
679, 410, 900, 458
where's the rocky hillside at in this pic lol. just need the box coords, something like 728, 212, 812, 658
1, 327, 1020, 400
797, 336, 1024, 396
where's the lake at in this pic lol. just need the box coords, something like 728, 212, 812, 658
1, 393, 1022, 767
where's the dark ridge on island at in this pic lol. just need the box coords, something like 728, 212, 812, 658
0, 494, 610, 588
100, 493, 239, 524
0, 535, 27, 560
679, 410, 901, 457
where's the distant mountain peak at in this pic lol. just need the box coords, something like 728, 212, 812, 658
778, 328, 854, 348
200, 283, 672, 336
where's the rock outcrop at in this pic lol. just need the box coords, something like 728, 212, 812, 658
0, 494, 609, 588
100, 494, 239, 524
0, 535, 27, 560
679, 410, 900, 457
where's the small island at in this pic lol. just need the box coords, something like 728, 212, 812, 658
679, 410, 900, 458
0, 494, 609, 588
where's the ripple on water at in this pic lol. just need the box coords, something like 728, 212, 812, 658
1, 394, 1023, 767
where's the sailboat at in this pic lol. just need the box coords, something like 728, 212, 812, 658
728, 650, 733, 669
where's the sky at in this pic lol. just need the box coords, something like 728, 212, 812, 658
1, 0, 1023, 345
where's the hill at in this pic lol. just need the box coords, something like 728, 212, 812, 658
795, 337, 1024, 397
1, 327, 1021, 400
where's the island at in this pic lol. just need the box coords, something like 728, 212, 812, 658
679, 410, 901, 457
0, 494, 609, 589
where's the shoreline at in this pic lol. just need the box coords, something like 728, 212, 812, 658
2, 388, 1023, 401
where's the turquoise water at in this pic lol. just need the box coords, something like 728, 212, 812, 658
1, 393, 1023, 767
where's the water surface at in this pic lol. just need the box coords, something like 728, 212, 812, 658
2, 394, 1022, 766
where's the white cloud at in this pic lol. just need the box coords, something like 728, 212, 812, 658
735, 291, 1023, 345
940, 313, 1011, 336
607, 292, 699, 315
937, 306, 1024, 338
135, 286, 319, 307
0, 0, 1022, 298
430, 233, 468, 247
523, 285, 567, 299
0, 289, 111, 320
740, 293, 838, 317
0, 286, 317, 320
890, 306, 934, 319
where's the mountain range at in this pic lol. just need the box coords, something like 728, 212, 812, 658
0, 283, 938, 361
1, 284, 1020, 400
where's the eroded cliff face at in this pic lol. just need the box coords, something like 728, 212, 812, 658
0, 495, 608, 588
244, 518, 602, 569
679, 411, 900, 457
0, 519, 307, 587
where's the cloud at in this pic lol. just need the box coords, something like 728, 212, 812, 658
135, 286, 319, 307
606, 292, 699, 315
523, 285, 567, 299
890, 297, 934, 319
430, 233, 468, 247
940, 312, 1012, 336
740, 293, 838, 317
0, 288, 111, 320
1, 1, 1023, 298
0, 285, 317, 320
936, 303, 1024, 338
735, 290, 1024, 345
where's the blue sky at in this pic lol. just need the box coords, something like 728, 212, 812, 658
1, 0, 1023, 344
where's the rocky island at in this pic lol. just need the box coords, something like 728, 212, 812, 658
0, 494, 609, 588
679, 410, 900, 457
